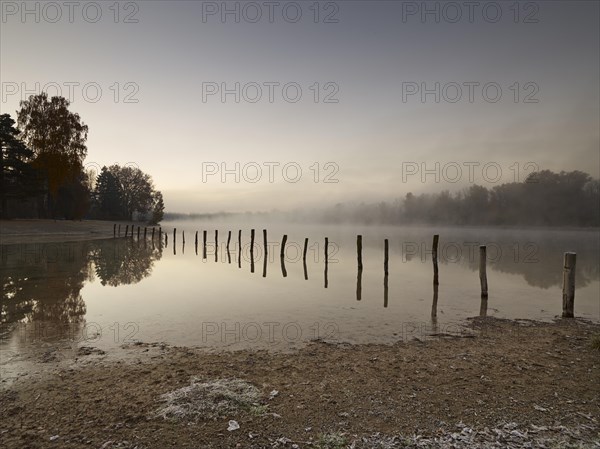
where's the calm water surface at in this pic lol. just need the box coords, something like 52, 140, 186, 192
1, 223, 599, 361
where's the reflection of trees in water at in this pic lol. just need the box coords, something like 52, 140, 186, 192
446, 233, 599, 289
393, 230, 598, 289
91, 239, 162, 286
1, 239, 162, 326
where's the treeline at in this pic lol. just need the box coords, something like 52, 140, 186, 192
0, 93, 164, 223
314, 170, 600, 227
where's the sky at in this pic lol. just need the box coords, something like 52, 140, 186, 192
1, 0, 599, 213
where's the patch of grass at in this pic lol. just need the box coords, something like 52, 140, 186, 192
316, 432, 347, 449
249, 404, 269, 416
591, 334, 600, 351
153, 377, 262, 421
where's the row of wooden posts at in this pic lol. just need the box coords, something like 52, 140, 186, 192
113, 225, 578, 318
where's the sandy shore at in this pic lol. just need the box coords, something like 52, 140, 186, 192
0, 219, 161, 244
1, 318, 598, 448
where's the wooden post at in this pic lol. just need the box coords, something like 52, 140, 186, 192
384, 239, 389, 276
357, 235, 363, 270
227, 231, 232, 264
137, 226, 140, 239
324, 237, 329, 288
195, 231, 198, 246
113, 224, 116, 238
250, 229, 255, 273
203, 230, 207, 259
479, 245, 488, 298
152, 227, 155, 240
173, 228, 176, 244
238, 230, 242, 268
182, 230, 185, 245
303, 238, 309, 281
280, 235, 288, 259
214, 230, 218, 262
250, 229, 255, 263
432, 234, 439, 286
158, 227, 162, 241
125, 225, 129, 237
562, 252, 576, 318
144, 227, 147, 239
263, 229, 268, 258
384, 239, 389, 308
118, 224, 121, 236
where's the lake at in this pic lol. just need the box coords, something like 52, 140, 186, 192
1, 222, 599, 360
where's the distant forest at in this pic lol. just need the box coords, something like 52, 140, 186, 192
316, 170, 600, 227
167, 170, 599, 228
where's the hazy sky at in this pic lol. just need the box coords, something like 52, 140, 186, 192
1, 1, 598, 213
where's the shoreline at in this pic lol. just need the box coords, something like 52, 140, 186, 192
0, 219, 161, 245
1, 318, 598, 448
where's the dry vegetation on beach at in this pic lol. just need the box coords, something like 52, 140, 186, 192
1, 318, 599, 448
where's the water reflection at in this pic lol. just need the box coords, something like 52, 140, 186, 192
1, 239, 162, 330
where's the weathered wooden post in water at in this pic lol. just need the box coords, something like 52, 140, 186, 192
113, 224, 116, 238
152, 227, 155, 240
280, 235, 287, 259
263, 230, 267, 257
203, 230, 207, 259
324, 237, 329, 288
214, 230, 218, 262
562, 252, 576, 318
432, 234, 439, 285
182, 230, 185, 245
303, 238, 309, 280
227, 231, 232, 264
144, 227, 147, 239
238, 230, 242, 268
158, 227, 162, 241
479, 245, 488, 298
384, 239, 389, 308
357, 235, 363, 270
250, 229, 255, 273
195, 231, 198, 247
173, 228, 176, 244
137, 226, 140, 240
125, 225, 129, 238
118, 224, 121, 236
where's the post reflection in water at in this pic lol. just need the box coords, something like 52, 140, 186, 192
263, 252, 268, 277
431, 283, 439, 325
280, 255, 287, 278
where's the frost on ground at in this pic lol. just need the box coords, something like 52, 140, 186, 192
346, 422, 600, 449
153, 377, 262, 421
